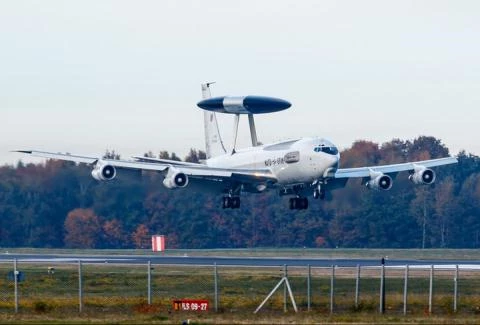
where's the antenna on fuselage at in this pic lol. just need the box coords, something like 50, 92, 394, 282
197, 86, 291, 154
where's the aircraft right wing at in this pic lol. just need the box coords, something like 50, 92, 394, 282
13, 150, 277, 190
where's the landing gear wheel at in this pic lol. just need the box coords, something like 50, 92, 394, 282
289, 197, 309, 210
232, 197, 241, 209
289, 198, 295, 210
222, 196, 231, 209
222, 196, 241, 209
302, 197, 309, 209
314, 184, 326, 200
319, 190, 325, 200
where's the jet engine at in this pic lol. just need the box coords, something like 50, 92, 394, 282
366, 173, 392, 191
91, 162, 116, 181
409, 166, 436, 185
163, 167, 189, 189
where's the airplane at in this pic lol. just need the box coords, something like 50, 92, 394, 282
15, 83, 458, 210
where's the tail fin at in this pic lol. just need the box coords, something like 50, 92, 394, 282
202, 83, 226, 159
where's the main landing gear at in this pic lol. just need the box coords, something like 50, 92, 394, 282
313, 185, 326, 200
222, 196, 241, 209
289, 197, 308, 210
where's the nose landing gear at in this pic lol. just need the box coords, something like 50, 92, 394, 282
289, 197, 308, 210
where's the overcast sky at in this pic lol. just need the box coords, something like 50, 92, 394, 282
1, 0, 479, 166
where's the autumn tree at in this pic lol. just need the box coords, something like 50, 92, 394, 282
378, 139, 408, 165
432, 177, 456, 247
158, 151, 170, 159
185, 149, 207, 163
158, 151, 181, 161
407, 136, 450, 161
103, 150, 121, 160
143, 151, 155, 158
170, 152, 181, 161
132, 224, 150, 248
64, 208, 101, 248
102, 219, 128, 248
340, 140, 380, 168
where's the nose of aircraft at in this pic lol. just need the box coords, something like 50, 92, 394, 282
332, 154, 340, 169
323, 151, 340, 174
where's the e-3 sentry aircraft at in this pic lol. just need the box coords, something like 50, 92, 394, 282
15, 83, 457, 210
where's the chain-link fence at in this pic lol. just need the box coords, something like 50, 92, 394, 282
1, 260, 479, 316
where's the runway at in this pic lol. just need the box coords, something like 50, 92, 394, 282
1, 253, 480, 269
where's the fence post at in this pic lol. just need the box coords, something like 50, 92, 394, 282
403, 264, 409, 315
379, 264, 385, 314
307, 264, 311, 311
283, 264, 287, 313
147, 261, 152, 305
355, 264, 360, 309
454, 264, 458, 313
429, 264, 434, 314
214, 262, 218, 312
78, 260, 83, 313
13, 258, 18, 313
330, 265, 335, 314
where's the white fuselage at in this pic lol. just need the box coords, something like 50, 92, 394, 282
206, 137, 340, 185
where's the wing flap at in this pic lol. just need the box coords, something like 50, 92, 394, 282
132, 156, 202, 167
231, 172, 278, 184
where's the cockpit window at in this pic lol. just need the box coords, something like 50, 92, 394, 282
314, 145, 338, 155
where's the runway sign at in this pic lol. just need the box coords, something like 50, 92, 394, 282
151, 235, 165, 252
173, 299, 209, 311
7, 271, 25, 282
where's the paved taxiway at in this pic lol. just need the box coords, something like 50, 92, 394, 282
1, 253, 480, 269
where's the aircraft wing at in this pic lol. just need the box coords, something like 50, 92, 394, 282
14, 150, 171, 172
14, 150, 277, 185
332, 156, 458, 179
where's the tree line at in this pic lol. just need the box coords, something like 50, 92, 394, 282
0, 137, 479, 249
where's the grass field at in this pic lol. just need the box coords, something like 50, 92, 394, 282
1, 248, 480, 324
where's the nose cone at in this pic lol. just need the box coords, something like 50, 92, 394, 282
197, 97, 225, 111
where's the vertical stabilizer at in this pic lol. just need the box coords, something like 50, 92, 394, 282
202, 83, 227, 159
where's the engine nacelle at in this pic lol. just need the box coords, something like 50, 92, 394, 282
163, 167, 189, 189
366, 174, 393, 191
409, 167, 436, 185
91, 162, 116, 181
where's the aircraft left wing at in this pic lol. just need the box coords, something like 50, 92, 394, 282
325, 156, 457, 191
332, 157, 458, 179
